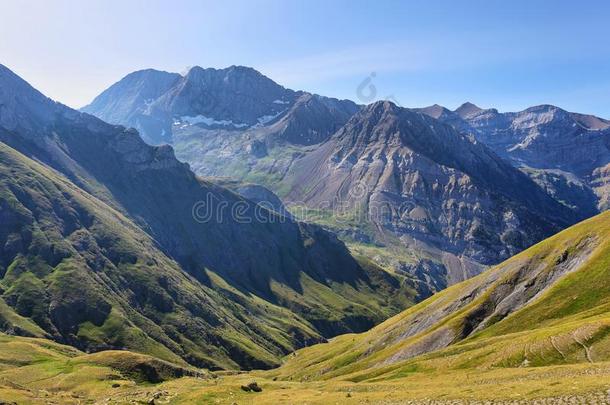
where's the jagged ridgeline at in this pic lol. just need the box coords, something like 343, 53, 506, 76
83, 66, 607, 293
416, 102, 610, 214
0, 64, 417, 370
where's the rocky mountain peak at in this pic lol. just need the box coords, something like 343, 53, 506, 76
368, 99, 400, 111
511, 104, 577, 129
152, 65, 294, 128
358, 100, 399, 120
415, 103, 453, 119
80, 68, 181, 143
182, 65, 287, 95
455, 101, 483, 118
337, 100, 473, 156
426, 100, 610, 213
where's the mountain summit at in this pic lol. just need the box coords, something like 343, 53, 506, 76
454, 101, 483, 118
82, 65, 358, 145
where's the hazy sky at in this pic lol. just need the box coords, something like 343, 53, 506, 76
2, 0, 610, 116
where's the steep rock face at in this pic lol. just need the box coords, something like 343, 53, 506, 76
83, 66, 359, 148
285, 101, 577, 266
0, 64, 415, 369
154, 66, 296, 127
419, 102, 610, 213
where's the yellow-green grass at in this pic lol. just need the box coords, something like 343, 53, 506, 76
0, 333, 209, 404
1, 332, 609, 405
270, 211, 610, 382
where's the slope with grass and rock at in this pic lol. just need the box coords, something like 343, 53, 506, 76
85, 67, 602, 295
0, 63, 418, 371
271, 210, 610, 383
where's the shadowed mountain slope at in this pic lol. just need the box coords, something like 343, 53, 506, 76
0, 64, 415, 369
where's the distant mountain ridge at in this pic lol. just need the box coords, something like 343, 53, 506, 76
283, 101, 577, 271
82, 66, 358, 145
415, 102, 610, 214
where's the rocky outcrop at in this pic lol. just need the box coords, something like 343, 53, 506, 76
284, 101, 578, 266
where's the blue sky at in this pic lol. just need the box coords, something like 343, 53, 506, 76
2, 0, 609, 116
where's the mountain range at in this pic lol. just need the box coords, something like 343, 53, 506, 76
1, 62, 610, 403
82, 66, 608, 292
416, 102, 610, 215
82, 66, 359, 147
0, 64, 417, 370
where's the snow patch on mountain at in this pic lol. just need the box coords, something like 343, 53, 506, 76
177, 115, 249, 128
252, 109, 286, 128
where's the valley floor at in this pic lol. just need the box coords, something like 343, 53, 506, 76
129, 367, 610, 404
1, 334, 610, 405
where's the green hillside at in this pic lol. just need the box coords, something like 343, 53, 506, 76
271, 210, 610, 383
0, 63, 421, 371
0, 140, 415, 371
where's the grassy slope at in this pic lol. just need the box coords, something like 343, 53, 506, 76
1, 331, 609, 404
2, 212, 610, 403
269, 211, 610, 383
0, 141, 297, 369
0, 139, 418, 371
0, 333, 210, 404
0, 212, 609, 403
0, 142, 305, 369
